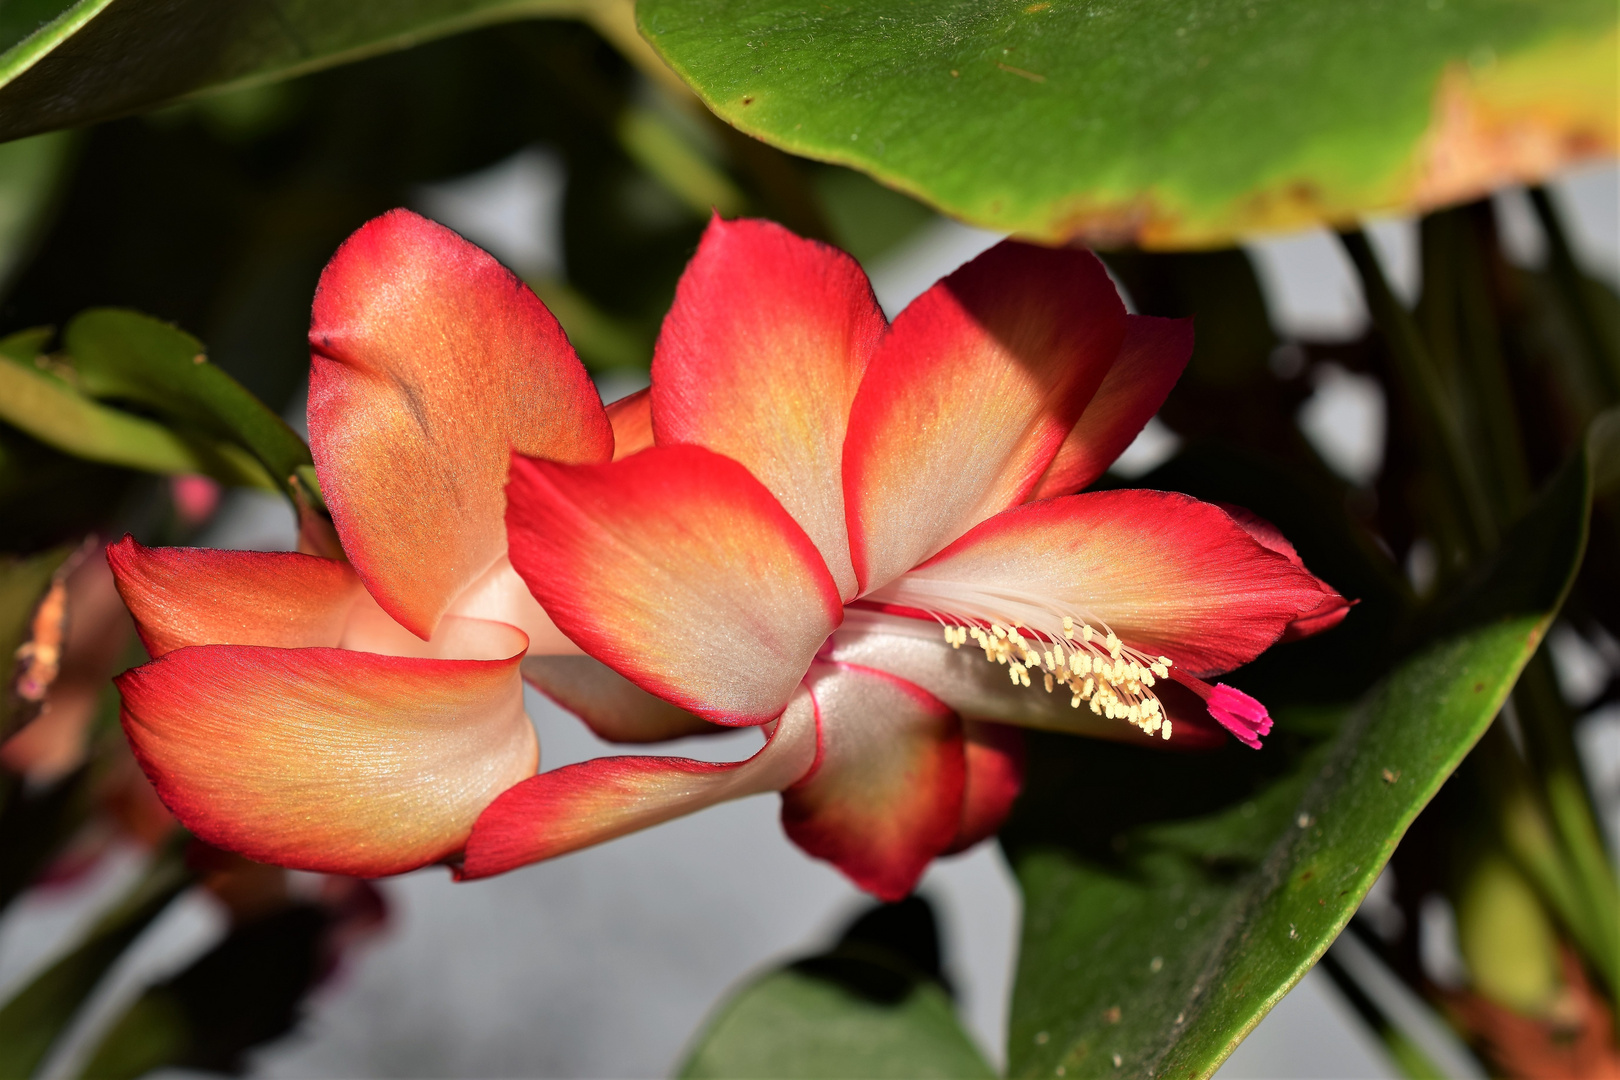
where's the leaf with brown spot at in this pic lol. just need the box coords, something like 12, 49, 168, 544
640, 0, 1617, 248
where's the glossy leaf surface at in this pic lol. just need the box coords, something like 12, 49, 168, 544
61, 310, 310, 494
639, 0, 1618, 247
680, 899, 994, 1079
1000, 447, 1591, 1077
0, 327, 276, 490
0, 0, 589, 143
0, 131, 74, 290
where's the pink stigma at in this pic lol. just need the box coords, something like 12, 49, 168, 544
1205, 684, 1272, 749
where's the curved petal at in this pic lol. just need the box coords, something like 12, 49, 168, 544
459, 684, 817, 879
781, 662, 965, 901
445, 555, 584, 656
108, 536, 361, 657
1285, 599, 1353, 641
115, 617, 536, 877
652, 216, 884, 600
309, 209, 613, 640
843, 241, 1128, 594
945, 720, 1026, 854
1219, 504, 1353, 641
1028, 316, 1193, 500
824, 619, 1224, 750
871, 489, 1336, 677
607, 387, 654, 460
521, 655, 724, 743
505, 444, 843, 726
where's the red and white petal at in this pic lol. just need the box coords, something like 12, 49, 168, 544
115, 617, 536, 878
505, 444, 843, 726
843, 241, 1128, 594
1029, 316, 1193, 500
607, 387, 653, 460
444, 555, 583, 656
871, 489, 1334, 677
309, 209, 613, 640
945, 720, 1025, 854
652, 217, 884, 600
107, 536, 362, 658
1218, 504, 1352, 641
521, 655, 723, 744
459, 684, 817, 878
824, 620, 1223, 749
780, 662, 965, 901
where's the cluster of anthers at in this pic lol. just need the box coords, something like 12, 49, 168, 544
943, 616, 1176, 740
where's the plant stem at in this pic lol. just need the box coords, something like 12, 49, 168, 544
1341, 231, 1498, 554
1510, 653, 1620, 994
1452, 205, 1533, 518
1476, 726, 1593, 957
1529, 187, 1620, 404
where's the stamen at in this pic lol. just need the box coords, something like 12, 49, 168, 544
867, 582, 1181, 741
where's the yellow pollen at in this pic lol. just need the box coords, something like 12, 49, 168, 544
919, 605, 1173, 741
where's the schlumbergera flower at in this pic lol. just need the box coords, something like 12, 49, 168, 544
110, 209, 1347, 899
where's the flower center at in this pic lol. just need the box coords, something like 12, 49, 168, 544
939, 615, 1176, 740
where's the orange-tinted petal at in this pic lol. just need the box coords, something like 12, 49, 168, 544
606, 387, 654, 460
871, 490, 1336, 677
1029, 316, 1193, 500
521, 655, 723, 743
652, 216, 884, 599
116, 617, 535, 878
781, 662, 965, 901
309, 209, 612, 640
459, 684, 817, 878
505, 444, 843, 726
843, 241, 1128, 594
107, 536, 361, 657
